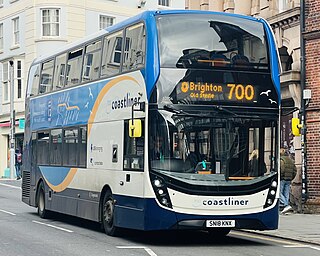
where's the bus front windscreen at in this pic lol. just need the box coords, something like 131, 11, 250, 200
157, 14, 269, 71
149, 109, 277, 182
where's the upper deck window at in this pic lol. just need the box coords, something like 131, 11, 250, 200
82, 40, 102, 82
66, 48, 83, 86
101, 31, 123, 77
53, 53, 67, 90
39, 59, 54, 94
122, 23, 146, 72
157, 14, 269, 72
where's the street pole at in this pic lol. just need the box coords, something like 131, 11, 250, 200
9, 60, 15, 179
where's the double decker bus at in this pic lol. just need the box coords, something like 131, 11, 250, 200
22, 10, 281, 236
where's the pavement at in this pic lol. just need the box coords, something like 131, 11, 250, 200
248, 212, 320, 245
1, 178, 320, 245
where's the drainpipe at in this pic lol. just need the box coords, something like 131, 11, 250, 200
300, 0, 308, 206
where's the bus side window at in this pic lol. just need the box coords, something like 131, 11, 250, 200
63, 127, 78, 166
123, 120, 144, 171
123, 23, 146, 72
82, 40, 102, 82
29, 64, 40, 96
50, 129, 62, 166
79, 126, 87, 168
37, 131, 50, 165
39, 59, 54, 94
31, 132, 37, 165
66, 48, 83, 87
101, 31, 123, 77
53, 53, 67, 90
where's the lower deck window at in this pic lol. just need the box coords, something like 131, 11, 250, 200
34, 125, 87, 167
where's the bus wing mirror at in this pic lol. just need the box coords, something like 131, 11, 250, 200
292, 117, 302, 136
129, 119, 142, 138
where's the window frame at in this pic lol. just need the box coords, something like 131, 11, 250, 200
0, 23, 3, 50
16, 60, 22, 99
41, 8, 60, 37
12, 17, 19, 46
158, 0, 170, 7
99, 15, 115, 30
2, 62, 9, 102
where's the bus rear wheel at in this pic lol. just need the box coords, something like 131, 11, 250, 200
37, 183, 49, 218
102, 191, 120, 236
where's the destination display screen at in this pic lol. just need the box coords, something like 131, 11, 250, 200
173, 80, 278, 107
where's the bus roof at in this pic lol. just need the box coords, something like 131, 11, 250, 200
32, 10, 265, 65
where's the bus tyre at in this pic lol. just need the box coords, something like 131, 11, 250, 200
102, 191, 120, 236
37, 183, 49, 219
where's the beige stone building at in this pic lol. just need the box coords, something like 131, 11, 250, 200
186, 0, 303, 209
0, 0, 185, 178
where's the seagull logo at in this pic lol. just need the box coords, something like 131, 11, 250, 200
269, 99, 277, 104
89, 87, 93, 99
260, 90, 271, 96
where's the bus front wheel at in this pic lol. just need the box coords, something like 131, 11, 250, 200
102, 191, 120, 236
37, 183, 49, 218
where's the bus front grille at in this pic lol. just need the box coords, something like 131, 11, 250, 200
22, 171, 31, 199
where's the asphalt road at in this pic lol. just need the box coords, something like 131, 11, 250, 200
1, 179, 320, 256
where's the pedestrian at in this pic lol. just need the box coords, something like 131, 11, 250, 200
279, 148, 297, 214
15, 148, 22, 180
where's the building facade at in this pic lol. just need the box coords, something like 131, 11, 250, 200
0, 0, 185, 178
304, 0, 320, 212
185, 0, 314, 211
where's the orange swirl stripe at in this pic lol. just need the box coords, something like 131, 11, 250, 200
43, 168, 78, 192
88, 76, 140, 136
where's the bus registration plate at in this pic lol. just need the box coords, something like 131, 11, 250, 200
206, 220, 235, 228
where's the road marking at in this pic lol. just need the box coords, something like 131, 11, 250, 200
0, 182, 21, 189
231, 231, 302, 245
284, 245, 320, 251
0, 209, 16, 216
117, 246, 157, 256
32, 220, 74, 233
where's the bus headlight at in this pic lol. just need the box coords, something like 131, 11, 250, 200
264, 178, 278, 208
154, 179, 162, 188
151, 174, 172, 209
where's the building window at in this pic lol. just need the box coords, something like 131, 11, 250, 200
100, 15, 115, 30
0, 23, 3, 50
2, 62, 9, 102
158, 0, 170, 6
12, 17, 19, 45
17, 60, 22, 98
42, 9, 60, 36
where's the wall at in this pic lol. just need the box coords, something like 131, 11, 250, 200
304, 0, 320, 213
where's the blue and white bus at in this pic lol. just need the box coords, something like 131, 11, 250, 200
22, 10, 281, 236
